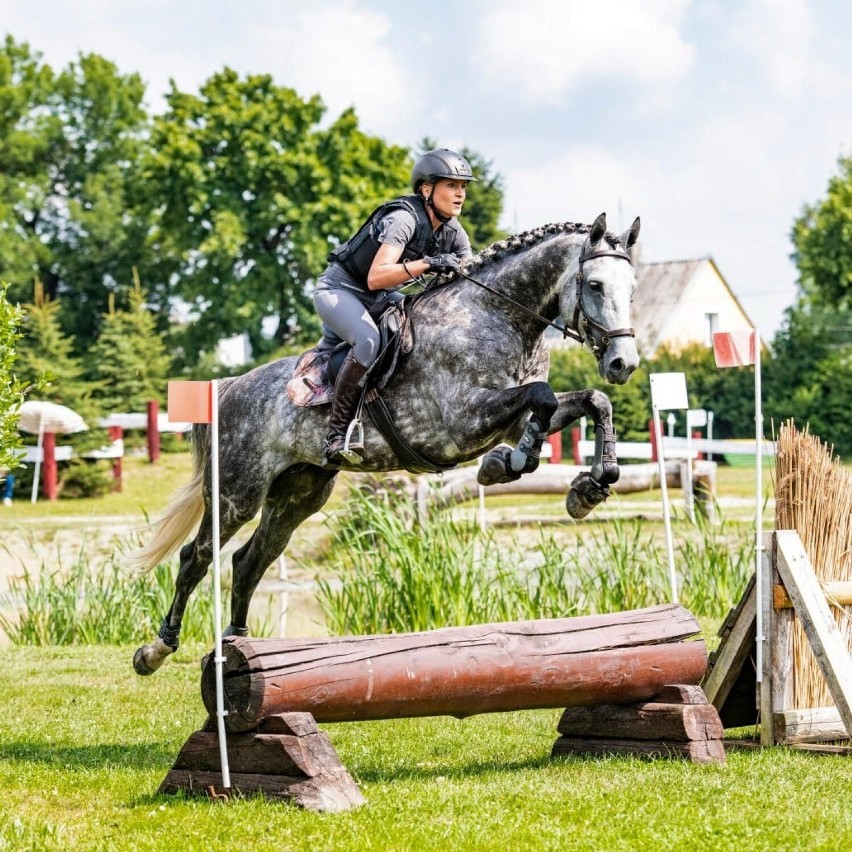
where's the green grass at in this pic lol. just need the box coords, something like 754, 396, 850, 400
0, 645, 850, 851
0, 453, 196, 522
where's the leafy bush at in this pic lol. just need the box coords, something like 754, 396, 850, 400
57, 459, 115, 499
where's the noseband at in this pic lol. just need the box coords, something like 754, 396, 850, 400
568, 249, 635, 360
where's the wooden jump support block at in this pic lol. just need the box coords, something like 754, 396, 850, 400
161, 605, 721, 812
552, 684, 726, 765
158, 712, 365, 813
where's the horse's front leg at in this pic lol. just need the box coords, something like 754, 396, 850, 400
548, 389, 619, 519
464, 382, 558, 486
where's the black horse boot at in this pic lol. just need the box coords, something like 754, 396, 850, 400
323, 352, 370, 466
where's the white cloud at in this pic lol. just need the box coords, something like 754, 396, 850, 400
503, 145, 648, 232
472, 0, 695, 105
728, 0, 815, 97
248, 6, 422, 138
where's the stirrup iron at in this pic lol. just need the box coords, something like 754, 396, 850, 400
339, 418, 364, 464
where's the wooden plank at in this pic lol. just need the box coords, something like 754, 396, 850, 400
551, 736, 726, 765
557, 702, 722, 742
773, 581, 852, 609
724, 738, 852, 756
775, 530, 852, 741
770, 536, 795, 724
701, 579, 756, 709
760, 532, 775, 746
773, 707, 850, 745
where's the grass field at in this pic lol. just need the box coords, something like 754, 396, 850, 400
2, 454, 851, 849
1, 644, 851, 851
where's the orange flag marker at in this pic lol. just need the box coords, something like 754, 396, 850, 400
167, 381, 212, 423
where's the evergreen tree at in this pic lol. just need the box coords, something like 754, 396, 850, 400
87, 275, 172, 413
15, 281, 94, 418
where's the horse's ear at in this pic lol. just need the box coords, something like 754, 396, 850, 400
620, 216, 641, 250
590, 212, 607, 246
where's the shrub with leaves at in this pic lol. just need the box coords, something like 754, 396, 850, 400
0, 281, 26, 472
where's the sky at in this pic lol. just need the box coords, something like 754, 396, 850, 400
3, 1, 851, 336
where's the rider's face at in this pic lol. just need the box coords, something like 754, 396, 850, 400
425, 179, 468, 219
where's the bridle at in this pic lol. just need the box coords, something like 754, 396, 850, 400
451, 245, 635, 361
569, 248, 636, 360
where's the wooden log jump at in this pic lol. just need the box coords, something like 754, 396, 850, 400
201, 604, 707, 732
163, 605, 722, 811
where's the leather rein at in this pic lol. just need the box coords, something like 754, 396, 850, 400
453, 247, 635, 361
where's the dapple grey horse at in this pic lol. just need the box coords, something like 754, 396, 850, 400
131, 212, 641, 675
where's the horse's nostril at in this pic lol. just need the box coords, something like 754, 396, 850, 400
610, 358, 625, 374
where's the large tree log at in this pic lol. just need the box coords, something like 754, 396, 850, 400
202, 604, 707, 732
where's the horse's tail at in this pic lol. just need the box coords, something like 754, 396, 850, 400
127, 424, 209, 574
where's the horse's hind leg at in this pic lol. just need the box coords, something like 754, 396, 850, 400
133, 508, 250, 676
228, 465, 337, 635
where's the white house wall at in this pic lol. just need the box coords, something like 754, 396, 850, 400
653, 261, 752, 351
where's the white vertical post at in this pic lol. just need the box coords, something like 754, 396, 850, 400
650, 373, 688, 605
30, 416, 44, 504
684, 427, 695, 522
210, 379, 230, 787
653, 408, 678, 604
476, 458, 487, 532
754, 331, 764, 682
706, 410, 715, 461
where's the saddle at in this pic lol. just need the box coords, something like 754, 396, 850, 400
287, 297, 454, 474
287, 297, 413, 407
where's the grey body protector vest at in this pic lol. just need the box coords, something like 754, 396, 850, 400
327, 194, 461, 285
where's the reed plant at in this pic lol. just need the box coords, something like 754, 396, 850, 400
317, 478, 758, 634
0, 535, 217, 645
677, 504, 754, 618
318, 483, 523, 633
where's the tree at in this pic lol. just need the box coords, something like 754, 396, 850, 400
0, 36, 152, 350
15, 281, 94, 419
459, 146, 508, 249
0, 281, 26, 471
792, 155, 852, 311
144, 72, 412, 364
86, 274, 172, 413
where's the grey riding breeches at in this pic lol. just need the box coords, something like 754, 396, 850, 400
312, 287, 381, 368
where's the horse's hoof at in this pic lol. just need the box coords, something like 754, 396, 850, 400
133, 645, 157, 676
566, 472, 611, 519
478, 447, 521, 486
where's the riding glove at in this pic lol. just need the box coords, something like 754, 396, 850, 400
424, 253, 462, 274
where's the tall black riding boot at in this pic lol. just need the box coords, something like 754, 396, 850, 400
323, 352, 370, 466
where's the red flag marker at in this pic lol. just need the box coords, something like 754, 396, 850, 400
712, 330, 756, 368
167, 381, 212, 423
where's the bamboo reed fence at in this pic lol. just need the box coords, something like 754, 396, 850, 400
774, 421, 852, 711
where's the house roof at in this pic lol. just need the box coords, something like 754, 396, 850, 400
633, 258, 704, 355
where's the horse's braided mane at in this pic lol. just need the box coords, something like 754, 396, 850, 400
457, 221, 620, 275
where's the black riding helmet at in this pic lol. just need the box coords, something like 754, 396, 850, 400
411, 148, 477, 223
411, 148, 477, 193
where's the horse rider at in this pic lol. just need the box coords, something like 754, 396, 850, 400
313, 147, 477, 466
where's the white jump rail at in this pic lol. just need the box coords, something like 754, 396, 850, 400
576, 436, 776, 462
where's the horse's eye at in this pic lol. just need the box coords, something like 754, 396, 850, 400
588, 280, 603, 292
